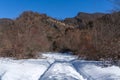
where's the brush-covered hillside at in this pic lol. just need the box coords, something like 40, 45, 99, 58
0, 11, 119, 60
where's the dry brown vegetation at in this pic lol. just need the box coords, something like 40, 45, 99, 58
0, 11, 119, 60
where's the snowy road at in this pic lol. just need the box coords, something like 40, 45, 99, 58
0, 52, 120, 80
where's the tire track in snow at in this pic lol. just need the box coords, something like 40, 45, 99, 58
39, 61, 55, 79
39, 60, 86, 80
70, 60, 96, 80
0, 72, 6, 80
39, 59, 95, 80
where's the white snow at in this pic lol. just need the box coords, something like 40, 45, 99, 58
0, 58, 49, 80
0, 52, 120, 80
82, 65, 120, 80
40, 62, 86, 80
72, 60, 120, 80
41, 52, 77, 63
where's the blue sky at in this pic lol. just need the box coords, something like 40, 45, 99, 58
0, 0, 114, 19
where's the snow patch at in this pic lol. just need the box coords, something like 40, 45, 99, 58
0, 59, 49, 80
41, 52, 77, 63
40, 62, 86, 80
82, 65, 120, 80
0, 53, 120, 80
72, 60, 120, 80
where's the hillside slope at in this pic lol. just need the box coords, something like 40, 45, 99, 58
0, 11, 119, 60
